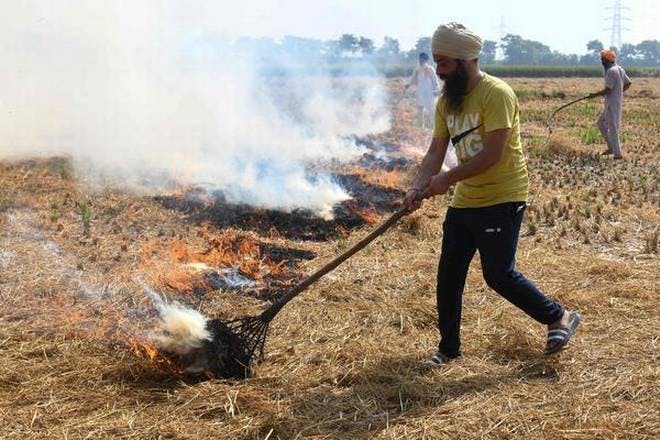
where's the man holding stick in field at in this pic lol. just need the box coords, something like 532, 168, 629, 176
589, 49, 632, 160
404, 22, 580, 366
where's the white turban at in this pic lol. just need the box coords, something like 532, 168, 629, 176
432, 22, 483, 60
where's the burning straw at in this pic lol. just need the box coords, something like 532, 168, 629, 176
130, 206, 408, 380
157, 206, 410, 380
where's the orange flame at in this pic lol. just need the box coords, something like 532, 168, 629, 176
357, 209, 380, 224
162, 268, 211, 294
129, 338, 184, 374
342, 165, 402, 189
173, 180, 195, 201
141, 227, 289, 295
344, 200, 381, 225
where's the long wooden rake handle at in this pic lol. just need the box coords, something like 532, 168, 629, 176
546, 94, 593, 129
260, 205, 409, 322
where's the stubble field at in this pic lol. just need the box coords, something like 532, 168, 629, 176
1, 77, 658, 439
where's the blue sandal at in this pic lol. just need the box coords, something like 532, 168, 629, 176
545, 311, 581, 355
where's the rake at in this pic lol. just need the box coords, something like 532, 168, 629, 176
546, 94, 593, 135
520, 94, 594, 211
202, 205, 409, 379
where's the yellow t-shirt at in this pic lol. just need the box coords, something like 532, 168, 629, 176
433, 74, 528, 208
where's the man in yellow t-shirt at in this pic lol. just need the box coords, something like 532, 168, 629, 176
404, 22, 581, 365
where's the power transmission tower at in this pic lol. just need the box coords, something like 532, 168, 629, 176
604, 0, 631, 49
496, 16, 507, 60
499, 16, 507, 40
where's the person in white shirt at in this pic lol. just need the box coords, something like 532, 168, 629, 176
408, 52, 440, 130
589, 49, 632, 160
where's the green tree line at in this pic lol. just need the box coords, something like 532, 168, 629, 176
230, 33, 660, 67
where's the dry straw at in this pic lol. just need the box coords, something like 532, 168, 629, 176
0, 77, 658, 439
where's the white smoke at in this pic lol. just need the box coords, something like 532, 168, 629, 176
0, 1, 390, 217
147, 290, 212, 356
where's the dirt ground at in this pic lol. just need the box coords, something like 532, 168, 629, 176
1, 77, 658, 439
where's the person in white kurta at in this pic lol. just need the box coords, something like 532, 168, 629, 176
408, 52, 439, 130
589, 49, 632, 159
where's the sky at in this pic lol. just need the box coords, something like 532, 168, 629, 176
196, 0, 660, 54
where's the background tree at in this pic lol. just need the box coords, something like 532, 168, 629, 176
335, 34, 360, 57
408, 36, 432, 61
587, 40, 604, 55
481, 40, 497, 64
281, 36, 325, 59
618, 43, 638, 65
500, 34, 552, 64
226, 34, 660, 68
377, 36, 401, 61
358, 36, 375, 57
635, 40, 660, 66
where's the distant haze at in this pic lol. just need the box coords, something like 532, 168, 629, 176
0, 1, 391, 218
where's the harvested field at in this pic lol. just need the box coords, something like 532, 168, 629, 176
1, 77, 659, 439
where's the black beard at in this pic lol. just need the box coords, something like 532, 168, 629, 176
602, 61, 613, 71
439, 60, 470, 112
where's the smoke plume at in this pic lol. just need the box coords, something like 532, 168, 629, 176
0, 1, 390, 217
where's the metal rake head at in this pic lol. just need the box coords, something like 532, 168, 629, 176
202, 315, 271, 379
